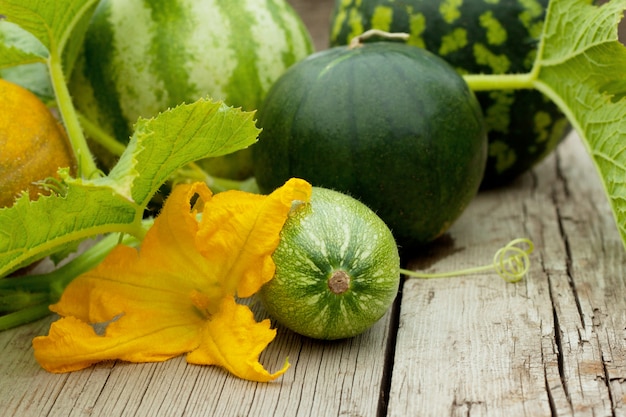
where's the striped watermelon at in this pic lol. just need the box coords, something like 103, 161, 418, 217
70, 0, 314, 179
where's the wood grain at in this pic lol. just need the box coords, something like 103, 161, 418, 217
388, 131, 626, 417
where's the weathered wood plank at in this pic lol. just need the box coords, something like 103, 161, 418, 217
551, 135, 626, 416
389, 132, 625, 417
389, 166, 557, 416
0, 303, 395, 417
530, 140, 613, 417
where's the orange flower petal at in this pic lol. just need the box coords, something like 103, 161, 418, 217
186, 297, 289, 382
196, 177, 312, 298
49, 182, 220, 322
33, 314, 200, 373
33, 179, 310, 379
34, 183, 215, 372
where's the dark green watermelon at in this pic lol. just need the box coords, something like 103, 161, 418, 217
253, 41, 487, 249
330, 0, 570, 188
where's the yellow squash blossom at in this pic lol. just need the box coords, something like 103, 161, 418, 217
32, 178, 312, 382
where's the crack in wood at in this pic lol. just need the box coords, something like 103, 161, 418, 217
551, 299, 570, 406
377, 283, 403, 417
544, 362, 559, 417
552, 189, 586, 331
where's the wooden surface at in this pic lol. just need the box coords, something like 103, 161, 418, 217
3, 1, 626, 416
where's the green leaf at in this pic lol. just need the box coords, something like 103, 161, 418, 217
106, 99, 260, 206
0, 100, 260, 278
0, 22, 52, 98
0, 180, 141, 277
533, 0, 626, 248
0, 42, 42, 67
0, 0, 98, 60
0, 20, 46, 68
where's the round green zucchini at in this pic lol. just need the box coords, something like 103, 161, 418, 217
260, 187, 400, 340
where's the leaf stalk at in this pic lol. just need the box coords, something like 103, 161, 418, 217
48, 53, 98, 178
463, 72, 537, 92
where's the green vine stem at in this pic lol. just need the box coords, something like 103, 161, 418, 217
48, 53, 99, 179
0, 290, 49, 312
347, 29, 539, 93
77, 112, 127, 156
401, 238, 534, 283
463, 72, 537, 91
0, 304, 53, 332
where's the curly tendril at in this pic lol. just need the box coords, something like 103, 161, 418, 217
400, 238, 534, 283
38, 176, 68, 196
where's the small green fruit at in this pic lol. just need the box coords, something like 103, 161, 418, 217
260, 187, 400, 340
